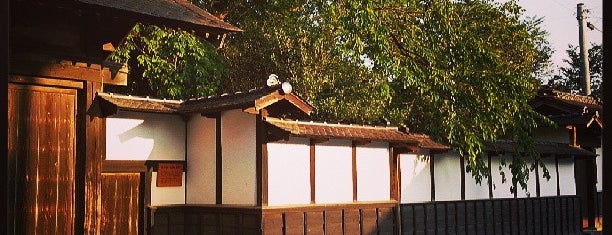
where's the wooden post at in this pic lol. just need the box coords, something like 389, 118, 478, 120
310, 140, 316, 204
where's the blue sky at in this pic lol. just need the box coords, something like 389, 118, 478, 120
512, 0, 603, 68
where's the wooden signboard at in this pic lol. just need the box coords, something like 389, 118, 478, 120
156, 163, 183, 187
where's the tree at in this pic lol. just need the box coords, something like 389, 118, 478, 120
549, 43, 602, 99
204, 0, 553, 193
109, 23, 227, 100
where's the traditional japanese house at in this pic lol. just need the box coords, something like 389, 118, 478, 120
90, 83, 452, 234
530, 86, 603, 230
89, 81, 597, 234
7, 0, 239, 234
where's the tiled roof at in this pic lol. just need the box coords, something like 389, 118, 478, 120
95, 93, 182, 114
78, 0, 241, 32
485, 140, 596, 157
264, 117, 450, 151
92, 85, 312, 116
534, 86, 602, 111
179, 85, 312, 114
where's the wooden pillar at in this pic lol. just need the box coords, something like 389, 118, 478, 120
256, 114, 268, 206
310, 140, 316, 204
214, 115, 222, 204
430, 152, 435, 201
352, 142, 357, 202
83, 81, 104, 235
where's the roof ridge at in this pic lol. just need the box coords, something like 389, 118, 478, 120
97, 92, 183, 104
264, 117, 401, 131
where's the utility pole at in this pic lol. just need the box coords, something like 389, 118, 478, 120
577, 3, 591, 96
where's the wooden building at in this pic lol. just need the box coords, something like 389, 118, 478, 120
7, 0, 239, 234
89, 83, 450, 234
530, 86, 603, 230
89, 82, 595, 234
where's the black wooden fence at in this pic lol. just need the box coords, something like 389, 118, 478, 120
401, 196, 582, 235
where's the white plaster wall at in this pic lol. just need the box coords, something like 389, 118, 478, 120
516, 159, 537, 198
491, 155, 514, 199
186, 115, 216, 204
596, 147, 602, 192
267, 137, 311, 205
221, 109, 257, 205
315, 139, 353, 204
532, 127, 569, 144
400, 150, 431, 203
151, 172, 186, 206
465, 170, 490, 200
540, 157, 558, 197
433, 152, 461, 201
106, 110, 185, 161
356, 142, 390, 201
558, 158, 576, 195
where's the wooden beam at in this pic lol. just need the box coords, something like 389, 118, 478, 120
310, 140, 316, 204
102, 160, 147, 173
390, 146, 400, 201
216, 116, 222, 204
256, 114, 268, 206
10, 75, 84, 89
10, 58, 128, 86
310, 138, 329, 144
352, 140, 371, 146
430, 152, 435, 201
352, 142, 357, 202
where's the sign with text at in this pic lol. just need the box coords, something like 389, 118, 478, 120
156, 163, 183, 187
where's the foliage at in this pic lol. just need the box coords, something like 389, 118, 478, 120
203, 0, 553, 194
109, 23, 227, 100
548, 43, 602, 100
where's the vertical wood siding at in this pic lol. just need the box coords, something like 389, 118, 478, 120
100, 173, 141, 235
8, 84, 76, 234
401, 196, 582, 235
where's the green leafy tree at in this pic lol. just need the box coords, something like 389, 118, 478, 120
109, 23, 227, 100
549, 43, 602, 99
204, 0, 553, 193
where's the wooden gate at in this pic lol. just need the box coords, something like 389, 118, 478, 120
8, 83, 77, 234
101, 173, 143, 235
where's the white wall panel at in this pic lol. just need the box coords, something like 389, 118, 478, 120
106, 110, 185, 161
540, 157, 558, 197
151, 172, 185, 206
558, 158, 576, 195
221, 110, 257, 205
356, 142, 390, 201
516, 158, 537, 198
491, 155, 514, 199
465, 171, 490, 200
434, 152, 461, 201
400, 150, 431, 203
315, 139, 353, 204
267, 137, 311, 205
186, 115, 216, 204
597, 147, 602, 192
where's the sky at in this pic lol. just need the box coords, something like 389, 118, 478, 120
510, 0, 603, 70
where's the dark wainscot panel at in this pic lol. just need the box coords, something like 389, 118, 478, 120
149, 205, 262, 235
262, 202, 398, 235
401, 196, 582, 235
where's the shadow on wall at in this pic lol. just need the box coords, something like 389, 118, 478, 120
107, 111, 185, 161
401, 153, 431, 203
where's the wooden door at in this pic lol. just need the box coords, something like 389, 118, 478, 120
101, 173, 142, 235
8, 83, 77, 234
